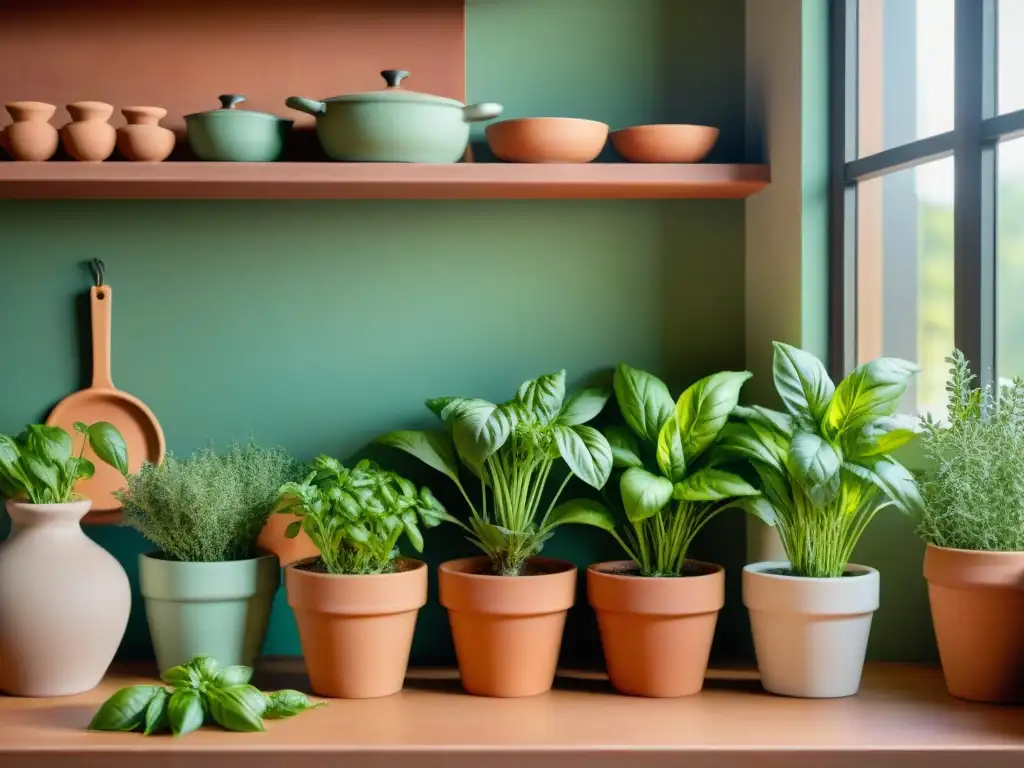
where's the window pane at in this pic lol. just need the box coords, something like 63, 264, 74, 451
857, 157, 954, 420
999, 0, 1024, 114
998, 138, 1024, 378
858, 0, 954, 157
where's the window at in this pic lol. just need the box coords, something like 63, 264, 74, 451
832, 0, 1024, 418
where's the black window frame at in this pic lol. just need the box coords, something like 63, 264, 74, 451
829, 0, 1024, 389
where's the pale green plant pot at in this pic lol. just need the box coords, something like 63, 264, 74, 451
139, 552, 280, 673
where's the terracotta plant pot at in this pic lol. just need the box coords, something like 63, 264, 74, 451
610, 124, 720, 163
116, 106, 175, 162
439, 556, 576, 697
1, 101, 59, 161
60, 101, 116, 162
286, 556, 426, 698
139, 551, 280, 674
258, 513, 320, 567
485, 117, 608, 163
587, 560, 724, 697
0, 500, 130, 696
924, 544, 1024, 702
743, 560, 879, 698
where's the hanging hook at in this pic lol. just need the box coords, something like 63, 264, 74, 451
90, 258, 105, 287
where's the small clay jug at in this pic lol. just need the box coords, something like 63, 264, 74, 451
117, 106, 175, 162
0, 499, 131, 696
1, 101, 59, 161
61, 101, 116, 162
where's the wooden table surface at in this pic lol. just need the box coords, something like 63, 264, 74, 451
1, 662, 1022, 768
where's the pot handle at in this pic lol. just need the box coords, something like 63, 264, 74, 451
462, 103, 504, 123
285, 97, 327, 116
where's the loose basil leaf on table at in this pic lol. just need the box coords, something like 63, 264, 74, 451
207, 684, 267, 732
143, 688, 171, 736
168, 689, 205, 737
88, 685, 164, 732
263, 689, 324, 719
214, 665, 254, 687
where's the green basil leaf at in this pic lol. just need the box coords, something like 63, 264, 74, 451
22, 455, 61, 497
73, 421, 89, 435
143, 688, 171, 735
846, 457, 924, 517
543, 498, 617, 533
612, 364, 675, 445
553, 424, 612, 489
451, 400, 514, 474
771, 342, 836, 425
672, 468, 760, 502
603, 426, 644, 469
215, 665, 253, 687
87, 421, 129, 476
426, 396, 462, 420
284, 520, 302, 539
189, 655, 223, 682
733, 496, 778, 526
787, 432, 842, 505
207, 685, 267, 733
825, 357, 920, 435
88, 685, 163, 732
655, 416, 686, 482
556, 387, 610, 426
25, 425, 73, 465
161, 664, 200, 688
619, 466, 673, 523
0, 435, 29, 497
402, 513, 424, 552
675, 371, 752, 464
73, 457, 96, 481
516, 370, 567, 424
732, 405, 794, 438
376, 430, 460, 484
168, 689, 205, 737
263, 689, 324, 719
717, 422, 786, 472
843, 415, 922, 459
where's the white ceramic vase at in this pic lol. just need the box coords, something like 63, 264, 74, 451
743, 560, 879, 698
0, 499, 131, 696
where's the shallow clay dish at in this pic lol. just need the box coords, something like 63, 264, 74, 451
610, 124, 719, 163
486, 117, 608, 163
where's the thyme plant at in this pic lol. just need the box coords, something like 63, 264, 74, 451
603, 364, 773, 577
723, 342, 924, 577
116, 441, 303, 562
917, 350, 1024, 551
377, 369, 617, 576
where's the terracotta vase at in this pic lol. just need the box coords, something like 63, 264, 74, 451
285, 556, 426, 698
116, 106, 175, 162
258, 513, 320, 567
587, 560, 724, 697
1, 101, 59, 161
743, 561, 879, 698
924, 544, 1024, 702
0, 499, 130, 696
140, 551, 280, 674
60, 101, 116, 162
438, 556, 576, 697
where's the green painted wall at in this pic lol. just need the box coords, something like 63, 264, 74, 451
0, 0, 751, 666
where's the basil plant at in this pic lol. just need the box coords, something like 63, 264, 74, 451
721, 341, 924, 578
0, 421, 128, 504
377, 369, 616, 576
603, 364, 774, 577
275, 456, 452, 575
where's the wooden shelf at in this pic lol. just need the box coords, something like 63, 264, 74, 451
0, 162, 770, 200
2, 662, 1022, 768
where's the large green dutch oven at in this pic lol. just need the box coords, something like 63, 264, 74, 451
185, 95, 293, 162
286, 69, 502, 163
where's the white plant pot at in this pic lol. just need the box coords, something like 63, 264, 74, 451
742, 560, 879, 699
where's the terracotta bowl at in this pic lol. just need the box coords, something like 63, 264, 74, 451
610, 124, 720, 163
486, 117, 608, 163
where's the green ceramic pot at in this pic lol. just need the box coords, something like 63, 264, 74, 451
139, 551, 280, 673
185, 94, 293, 162
286, 69, 502, 163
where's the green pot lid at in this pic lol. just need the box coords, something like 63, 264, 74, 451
185, 95, 291, 123
321, 70, 463, 108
